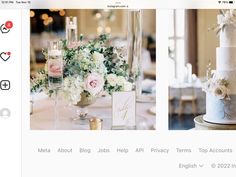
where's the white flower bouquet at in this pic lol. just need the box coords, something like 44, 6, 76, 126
31, 34, 133, 104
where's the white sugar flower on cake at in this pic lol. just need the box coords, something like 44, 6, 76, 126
203, 76, 230, 101
212, 85, 229, 100
209, 9, 236, 35
202, 79, 212, 92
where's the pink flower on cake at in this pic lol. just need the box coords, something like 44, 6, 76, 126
85, 72, 104, 96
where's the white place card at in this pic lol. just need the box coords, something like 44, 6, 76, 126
112, 91, 136, 130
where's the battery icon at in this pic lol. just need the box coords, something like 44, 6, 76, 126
229, 1, 234, 3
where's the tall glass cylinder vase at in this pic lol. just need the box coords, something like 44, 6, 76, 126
47, 41, 63, 129
66, 16, 78, 45
127, 9, 142, 98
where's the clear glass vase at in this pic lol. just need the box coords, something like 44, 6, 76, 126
47, 41, 63, 129
127, 9, 142, 98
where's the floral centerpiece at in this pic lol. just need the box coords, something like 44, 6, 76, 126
31, 34, 133, 105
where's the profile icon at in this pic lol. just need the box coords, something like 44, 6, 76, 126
0, 108, 11, 118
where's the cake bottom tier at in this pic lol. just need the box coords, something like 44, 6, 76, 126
195, 115, 236, 130
204, 93, 236, 124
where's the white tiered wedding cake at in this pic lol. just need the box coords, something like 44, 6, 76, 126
203, 10, 236, 124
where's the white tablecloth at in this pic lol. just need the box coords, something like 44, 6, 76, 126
30, 95, 156, 130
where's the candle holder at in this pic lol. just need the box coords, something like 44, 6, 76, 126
66, 16, 78, 44
89, 118, 103, 130
186, 63, 192, 83
47, 41, 63, 129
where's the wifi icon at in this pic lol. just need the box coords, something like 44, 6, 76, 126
218, 0, 221, 3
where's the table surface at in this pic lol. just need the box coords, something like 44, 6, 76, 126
30, 95, 156, 130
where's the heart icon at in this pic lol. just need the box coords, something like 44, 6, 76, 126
0, 52, 11, 61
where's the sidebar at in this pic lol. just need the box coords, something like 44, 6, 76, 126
0, 10, 21, 176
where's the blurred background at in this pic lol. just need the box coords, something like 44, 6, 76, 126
168, 9, 222, 130
30, 9, 156, 86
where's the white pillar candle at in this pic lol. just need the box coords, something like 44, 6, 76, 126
48, 49, 62, 56
186, 63, 192, 83
67, 21, 77, 29
66, 16, 78, 43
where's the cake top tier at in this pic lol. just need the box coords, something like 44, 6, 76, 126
217, 10, 236, 24
217, 10, 236, 47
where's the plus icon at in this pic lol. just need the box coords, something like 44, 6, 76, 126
0, 80, 10, 90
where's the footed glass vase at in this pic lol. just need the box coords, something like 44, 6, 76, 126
72, 92, 96, 125
127, 9, 142, 98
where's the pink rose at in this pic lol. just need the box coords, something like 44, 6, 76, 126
48, 61, 63, 77
85, 73, 104, 96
